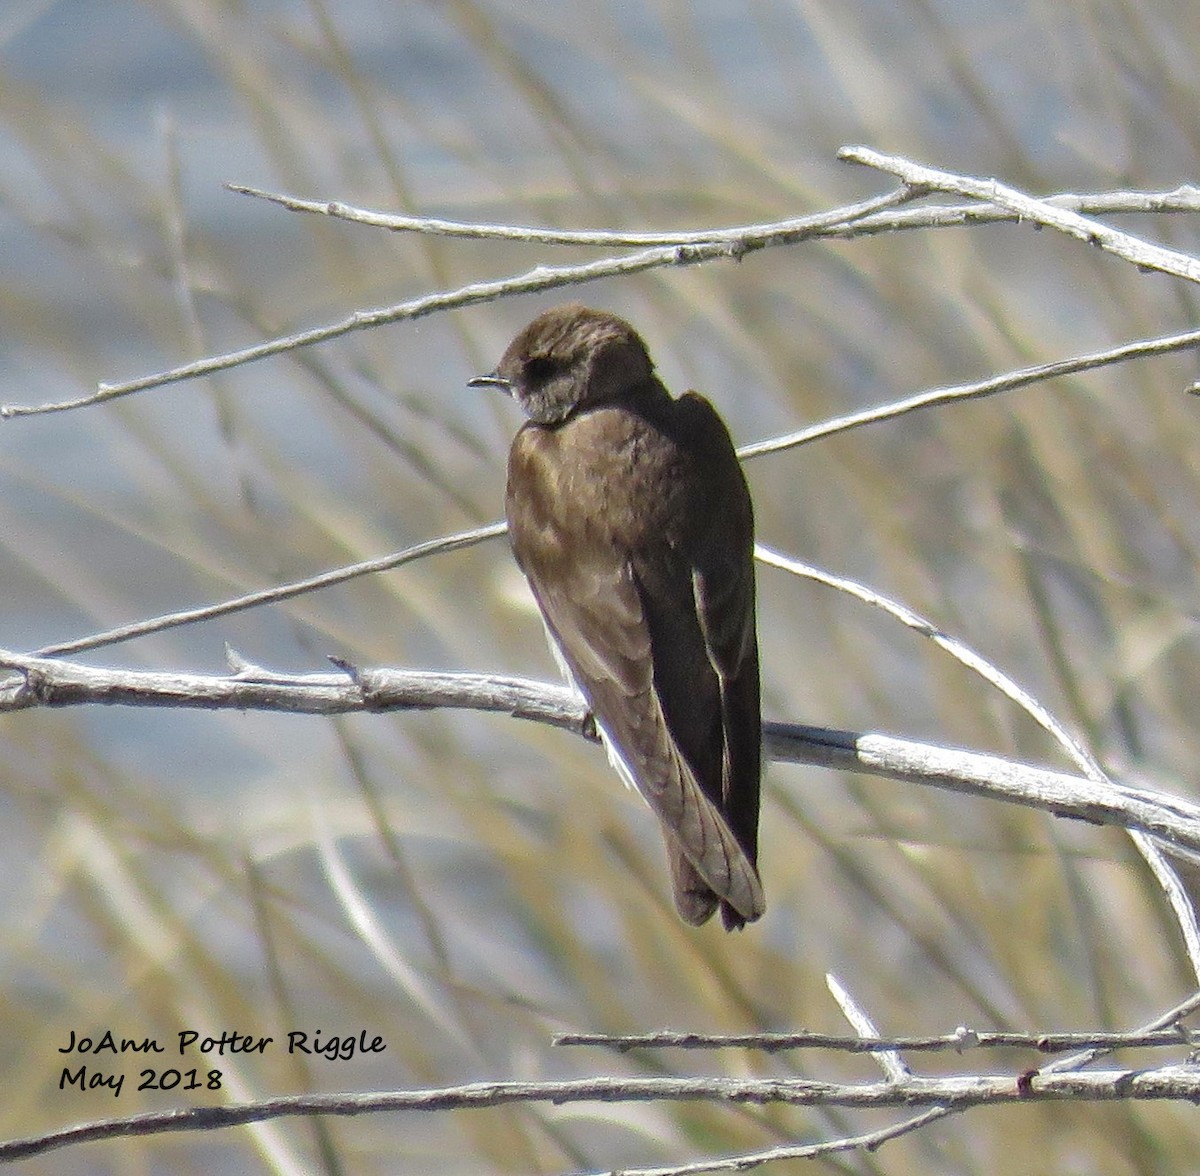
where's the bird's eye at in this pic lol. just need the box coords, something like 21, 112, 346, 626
523, 356, 559, 384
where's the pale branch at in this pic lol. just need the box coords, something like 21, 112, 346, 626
5, 1066, 1200, 1164
765, 539, 1200, 981
1033, 988, 1200, 1077
32, 521, 507, 658
2, 247, 694, 416
226, 180, 1200, 246
614, 1107, 956, 1176
738, 325, 1200, 460
553, 1026, 1198, 1054
827, 973, 913, 1081
767, 725, 1200, 847
755, 546, 1105, 781
225, 181, 917, 247
1132, 824, 1200, 983
594, 980, 1200, 1176
15, 157, 1200, 421
552, 983, 1200, 1176
4, 649, 1200, 859
25, 311, 1200, 658
841, 146, 1200, 284
0, 652, 590, 736
0, 186, 918, 418
825, 185, 1200, 237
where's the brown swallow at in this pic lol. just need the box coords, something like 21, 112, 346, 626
471, 304, 763, 929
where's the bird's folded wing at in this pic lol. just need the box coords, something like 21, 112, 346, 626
531, 563, 764, 923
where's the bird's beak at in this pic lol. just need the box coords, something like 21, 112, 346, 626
467, 372, 513, 394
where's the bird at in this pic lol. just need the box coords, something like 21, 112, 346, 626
469, 303, 763, 929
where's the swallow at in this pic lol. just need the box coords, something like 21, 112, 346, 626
471, 304, 762, 928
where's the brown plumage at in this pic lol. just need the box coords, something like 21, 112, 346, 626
471, 304, 763, 929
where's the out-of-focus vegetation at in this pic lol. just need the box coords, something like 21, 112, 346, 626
3, 1, 1200, 1171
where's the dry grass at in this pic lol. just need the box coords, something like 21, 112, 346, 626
3, 1, 1200, 1172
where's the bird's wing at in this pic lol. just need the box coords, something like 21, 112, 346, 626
685, 439, 761, 860
668, 562, 761, 928
651, 392, 762, 927
527, 555, 764, 926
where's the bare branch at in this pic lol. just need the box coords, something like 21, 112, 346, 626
830, 185, 1200, 237
755, 546, 1103, 779
226, 180, 917, 247
841, 146, 1200, 283
600, 1107, 956, 1176
553, 1026, 1197, 1054
769, 724, 1200, 857
738, 326, 1200, 460
33, 522, 507, 658
618, 1108, 954, 1176
5, 1066, 1200, 1163
556, 989, 1200, 1175
5, 649, 1200, 859
227, 179, 1200, 246
0, 652, 590, 736
0, 186, 916, 418
9, 152, 1200, 425
827, 973, 913, 1081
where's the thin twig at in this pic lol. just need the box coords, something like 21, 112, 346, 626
29, 308, 1200, 658
0, 187, 916, 418
226, 180, 1200, 246
829, 186, 1200, 237
31, 522, 507, 658
555, 990, 1200, 1175
841, 146, 1200, 284
827, 974, 912, 1081
754, 546, 1103, 779
739, 326, 1200, 460
582, 1106, 955, 1176
553, 1026, 1196, 1054
226, 181, 917, 247
756, 545, 1200, 985
1037, 988, 1200, 1076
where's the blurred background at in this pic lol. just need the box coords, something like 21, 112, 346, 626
3, 0, 1200, 1172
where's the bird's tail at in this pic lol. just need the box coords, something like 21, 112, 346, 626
667, 841, 760, 931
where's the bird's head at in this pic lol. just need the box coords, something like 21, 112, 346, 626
469, 303, 655, 425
